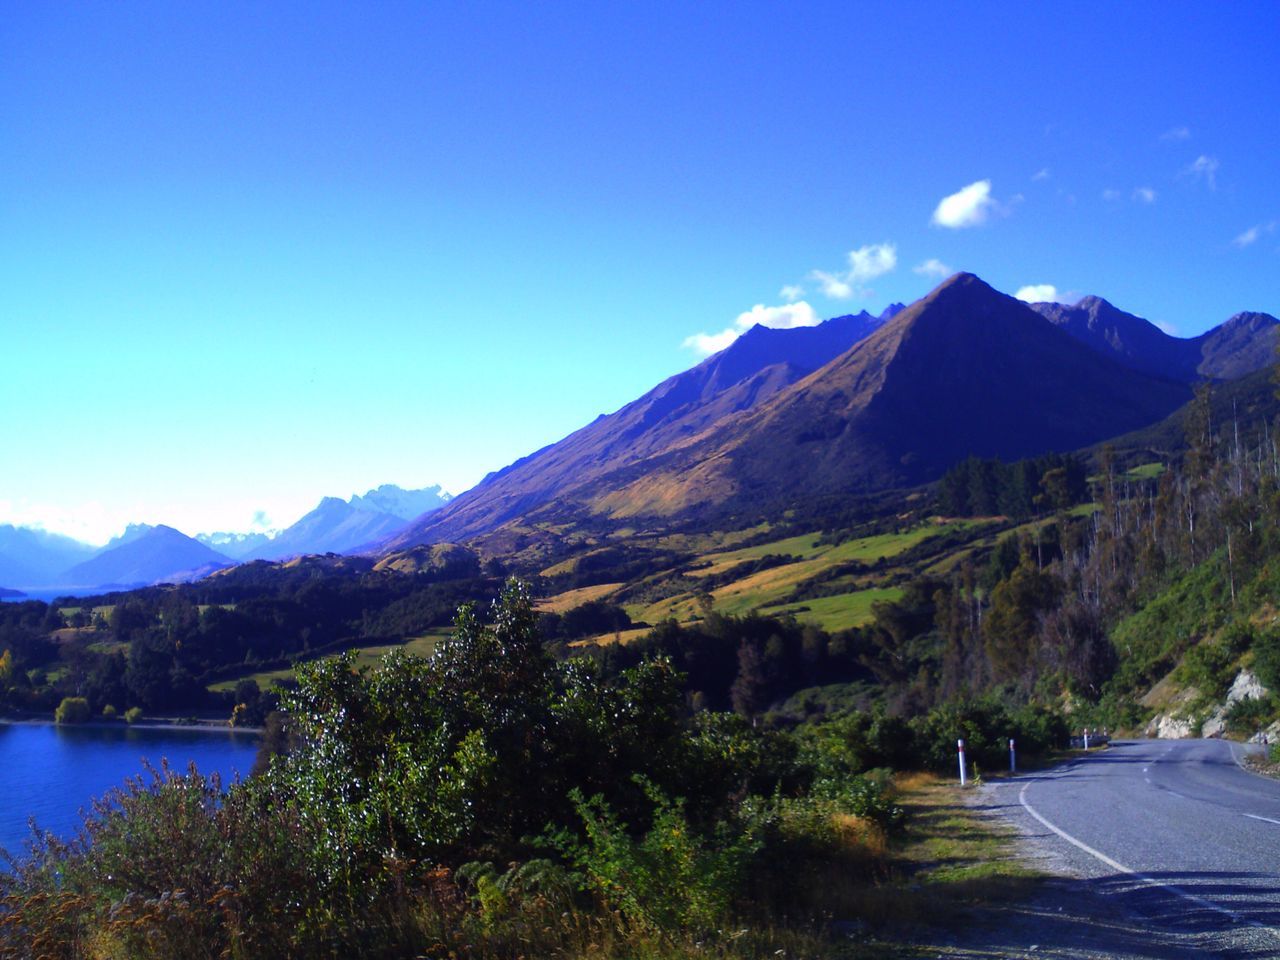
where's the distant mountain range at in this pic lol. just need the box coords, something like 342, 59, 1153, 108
59, 525, 234, 590
386, 274, 1276, 550
0, 526, 96, 588
242, 484, 452, 561
1027, 296, 1278, 382
0, 483, 451, 592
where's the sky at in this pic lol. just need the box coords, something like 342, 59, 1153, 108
2, 2, 1278, 544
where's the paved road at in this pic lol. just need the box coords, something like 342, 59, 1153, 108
985, 739, 1280, 957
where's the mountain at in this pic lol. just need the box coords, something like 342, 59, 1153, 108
245, 484, 452, 561
350, 483, 452, 520
388, 274, 1193, 548
0, 526, 97, 589
196, 531, 276, 560
382, 308, 895, 548
59, 525, 233, 589
1028, 297, 1278, 381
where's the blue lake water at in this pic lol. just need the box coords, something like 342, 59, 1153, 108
0, 722, 260, 860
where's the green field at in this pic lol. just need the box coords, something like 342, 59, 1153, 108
768, 586, 904, 631
634, 520, 988, 624
209, 632, 448, 693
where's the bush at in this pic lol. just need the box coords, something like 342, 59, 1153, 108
550, 777, 760, 936
54, 696, 91, 724
124, 706, 143, 723
101, 704, 117, 720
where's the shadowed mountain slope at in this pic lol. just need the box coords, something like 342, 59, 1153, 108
1029, 297, 1277, 381
389, 275, 1194, 548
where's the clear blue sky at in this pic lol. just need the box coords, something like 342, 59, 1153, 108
3, 2, 1277, 543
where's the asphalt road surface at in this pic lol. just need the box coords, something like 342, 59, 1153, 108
987, 738, 1280, 957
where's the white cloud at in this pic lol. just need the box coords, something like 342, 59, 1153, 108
809, 269, 853, 299
682, 301, 822, 356
1102, 189, 1122, 202
931, 179, 997, 228
847, 243, 897, 282
1233, 221, 1277, 248
734, 301, 822, 331
682, 328, 741, 356
1153, 318, 1179, 335
1133, 187, 1157, 204
1032, 168, 1051, 182
808, 242, 897, 300
1161, 126, 1191, 142
1015, 284, 1062, 304
779, 284, 804, 302
913, 258, 953, 279
1185, 155, 1220, 189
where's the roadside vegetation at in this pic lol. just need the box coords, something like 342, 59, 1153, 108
0, 581, 1063, 958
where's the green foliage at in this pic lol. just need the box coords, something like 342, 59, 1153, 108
1252, 628, 1280, 691
550, 777, 761, 936
937, 452, 1087, 519
54, 696, 91, 724
1225, 695, 1275, 734
124, 706, 143, 723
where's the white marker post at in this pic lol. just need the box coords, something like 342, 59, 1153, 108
1009, 737, 1016, 774
958, 738, 968, 786
1083, 729, 1090, 750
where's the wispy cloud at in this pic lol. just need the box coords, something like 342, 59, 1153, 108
931, 179, 999, 229
1161, 126, 1191, 142
1032, 168, 1051, 182
1184, 155, 1220, 190
1233, 221, 1277, 248
1014, 284, 1063, 304
913, 258, 953, 280
1133, 187, 1157, 204
1152, 318, 1179, 335
683, 301, 822, 356
1102, 189, 1122, 202
779, 284, 804, 302
808, 242, 897, 300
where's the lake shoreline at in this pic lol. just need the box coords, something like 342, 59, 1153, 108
0, 715, 263, 735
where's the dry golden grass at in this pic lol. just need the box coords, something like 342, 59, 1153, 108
537, 582, 626, 612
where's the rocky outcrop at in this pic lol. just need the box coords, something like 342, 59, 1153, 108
1201, 670, 1268, 738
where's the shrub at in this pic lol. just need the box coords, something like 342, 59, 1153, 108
550, 777, 760, 936
124, 706, 143, 723
101, 704, 117, 720
54, 697, 91, 725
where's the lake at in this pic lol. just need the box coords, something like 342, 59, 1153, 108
0, 722, 260, 860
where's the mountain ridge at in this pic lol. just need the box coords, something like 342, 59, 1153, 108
388, 274, 1212, 550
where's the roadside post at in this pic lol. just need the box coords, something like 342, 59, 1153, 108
1083, 729, 1090, 750
958, 738, 968, 786
1009, 737, 1016, 773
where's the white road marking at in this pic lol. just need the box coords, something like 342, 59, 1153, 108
1243, 813, 1280, 826
1018, 780, 1280, 943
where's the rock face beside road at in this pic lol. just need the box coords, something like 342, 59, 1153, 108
1144, 668, 1270, 739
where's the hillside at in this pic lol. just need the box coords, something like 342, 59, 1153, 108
382, 308, 896, 549
392, 274, 1190, 550
60, 525, 233, 588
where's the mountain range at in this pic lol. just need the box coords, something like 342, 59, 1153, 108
1027, 296, 1278, 382
0, 484, 451, 592
385, 274, 1276, 551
